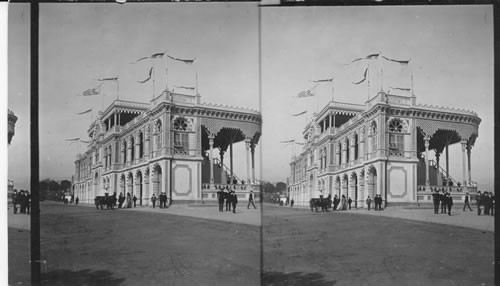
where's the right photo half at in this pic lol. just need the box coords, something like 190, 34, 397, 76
260, 5, 493, 285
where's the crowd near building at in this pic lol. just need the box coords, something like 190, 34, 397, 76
73, 91, 262, 205
288, 61, 481, 208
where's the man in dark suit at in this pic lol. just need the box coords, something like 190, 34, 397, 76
463, 192, 473, 211
217, 190, 225, 212
440, 191, 447, 214
247, 190, 257, 209
432, 191, 440, 214
231, 191, 238, 213
446, 193, 453, 216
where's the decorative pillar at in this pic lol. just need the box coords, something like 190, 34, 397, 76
126, 137, 132, 164
230, 143, 234, 182
220, 149, 225, 184
113, 113, 117, 128
144, 126, 150, 159
251, 142, 256, 182
209, 135, 215, 185
461, 140, 468, 186
135, 133, 140, 162
424, 136, 430, 187
445, 144, 449, 183
349, 134, 355, 163
245, 138, 251, 183
341, 138, 347, 165
467, 145, 472, 185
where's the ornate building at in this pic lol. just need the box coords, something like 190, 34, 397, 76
288, 92, 481, 207
73, 91, 261, 205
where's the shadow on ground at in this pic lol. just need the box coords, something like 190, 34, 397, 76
42, 269, 125, 286
262, 271, 336, 286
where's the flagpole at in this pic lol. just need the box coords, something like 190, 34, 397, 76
195, 71, 199, 95
152, 60, 156, 100
165, 55, 169, 92
116, 78, 120, 100
331, 78, 334, 102
379, 52, 384, 92
367, 63, 371, 102
101, 83, 104, 112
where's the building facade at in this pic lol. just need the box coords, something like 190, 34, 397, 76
73, 91, 261, 205
289, 92, 481, 207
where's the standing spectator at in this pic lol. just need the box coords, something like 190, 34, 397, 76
491, 194, 495, 216
476, 191, 483, 216
432, 190, 440, 214
133, 195, 137, 208
25, 192, 31, 215
446, 193, 453, 216
118, 192, 125, 208
341, 195, 347, 210
247, 190, 257, 209
19, 191, 26, 214
374, 195, 379, 211
347, 197, 352, 210
75, 196, 79, 205
151, 193, 157, 208
225, 189, 231, 212
440, 191, 446, 214
231, 191, 238, 214
126, 193, 132, 208
290, 199, 294, 208
217, 189, 225, 212
366, 196, 372, 211
12, 190, 18, 214
463, 192, 473, 212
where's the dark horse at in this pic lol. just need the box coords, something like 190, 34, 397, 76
310, 195, 332, 212
95, 194, 116, 210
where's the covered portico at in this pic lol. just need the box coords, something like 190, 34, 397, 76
199, 104, 262, 201
415, 107, 481, 201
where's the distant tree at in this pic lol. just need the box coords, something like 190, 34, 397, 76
39, 179, 64, 201
60, 180, 72, 191
276, 182, 287, 192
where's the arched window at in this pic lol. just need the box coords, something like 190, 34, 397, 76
345, 138, 350, 163
388, 118, 405, 157
155, 120, 162, 151
173, 117, 191, 155
370, 121, 377, 153
354, 133, 359, 160
123, 140, 127, 163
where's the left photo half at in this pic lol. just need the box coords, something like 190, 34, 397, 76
8, 2, 262, 285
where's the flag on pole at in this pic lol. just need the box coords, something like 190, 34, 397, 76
167, 55, 195, 64
97, 76, 118, 81
352, 67, 369, 85
294, 142, 305, 145
77, 109, 92, 115
351, 53, 380, 63
132, 51, 167, 64
382, 56, 410, 64
297, 84, 317, 98
65, 137, 80, 141
280, 140, 295, 143
175, 85, 196, 90
79, 139, 91, 144
292, 111, 307, 116
138, 67, 153, 83
79, 84, 101, 96
312, 78, 333, 83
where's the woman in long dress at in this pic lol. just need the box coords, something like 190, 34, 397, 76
126, 192, 132, 208
341, 195, 347, 210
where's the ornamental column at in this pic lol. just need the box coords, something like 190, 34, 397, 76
209, 135, 215, 185
461, 140, 468, 186
445, 144, 449, 184
251, 142, 256, 182
126, 137, 132, 164
245, 138, 251, 183
424, 136, 430, 187
220, 149, 225, 184
230, 143, 234, 182
135, 133, 140, 162
145, 126, 151, 159
467, 145, 472, 185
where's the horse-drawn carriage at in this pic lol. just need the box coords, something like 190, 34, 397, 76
94, 194, 117, 210
310, 194, 332, 212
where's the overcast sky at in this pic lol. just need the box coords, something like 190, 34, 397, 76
261, 5, 494, 191
8, 3, 260, 190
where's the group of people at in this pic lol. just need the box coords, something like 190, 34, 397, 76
432, 190, 454, 215
150, 192, 169, 209
476, 191, 495, 216
365, 194, 384, 211
12, 190, 30, 215
216, 187, 253, 214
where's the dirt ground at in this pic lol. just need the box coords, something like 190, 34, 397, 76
9, 201, 260, 286
262, 205, 494, 286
